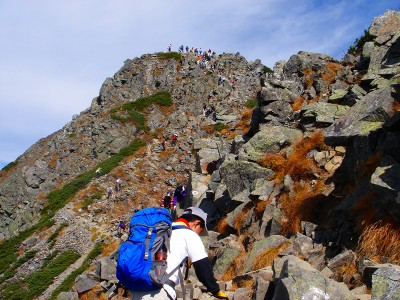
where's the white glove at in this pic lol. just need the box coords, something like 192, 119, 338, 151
182, 185, 185, 191
163, 284, 176, 299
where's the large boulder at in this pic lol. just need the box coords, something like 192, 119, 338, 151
325, 86, 398, 145
219, 157, 274, 198
300, 102, 349, 128
244, 235, 289, 273
272, 255, 355, 300
241, 125, 303, 162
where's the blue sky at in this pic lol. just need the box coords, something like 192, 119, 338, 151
0, 0, 398, 169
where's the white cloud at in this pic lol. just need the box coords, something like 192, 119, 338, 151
0, 0, 398, 167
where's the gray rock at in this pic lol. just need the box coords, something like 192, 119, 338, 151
56, 291, 79, 300
241, 125, 303, 162
293, 233, 314, 257
219, 160, 273, 198
273, 255, 355, 300
325, 86, 396, 145
301, 221, 318, 238
245, 235, 289, 273
301, 102, 349, 127
212, 239, 242, 277
233, 287, 252, 299
74, 274, 98, 293
327, 250, 356, 273
372, 266, 400, 300
98, 257, 117, 281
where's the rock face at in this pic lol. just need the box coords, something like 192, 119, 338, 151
0, 52, 261, 240
0, 9, 400, 300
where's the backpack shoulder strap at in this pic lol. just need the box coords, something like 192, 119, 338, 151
161, 225, 192, 299
161, 256, 188, 300
172, 224, 191, 230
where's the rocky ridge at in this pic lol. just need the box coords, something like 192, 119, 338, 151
0, 10, 399, 300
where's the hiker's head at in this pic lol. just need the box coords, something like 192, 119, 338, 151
181, 207, 208, 236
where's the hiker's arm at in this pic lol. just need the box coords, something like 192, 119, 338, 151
192, 257, 219, 294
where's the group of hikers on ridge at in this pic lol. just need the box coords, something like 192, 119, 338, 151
114, 180, 230, 299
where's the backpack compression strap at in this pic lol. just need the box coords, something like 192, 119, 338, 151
144, 225, 154, 260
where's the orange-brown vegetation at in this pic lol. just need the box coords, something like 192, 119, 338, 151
251, 242, 290, 271
219, 250, 250, 281
232, 275, 255, 293
226, 131, 239, 140
359, 153, 383, 178
292, 96, 306, 111
112, 168, 126, 179
321, 62, 343, 84
235, 109, 253, 135
302, 69, 315, 90
37, 193, 47, 200
259, 131, 325, 182
48, 152, 58, 168
254, 200, 269, 220
158, 148, 175, 158
279, 180, 327, 235
214, 217, 230, 233
233, 206, 251, 234
80, 286, 107, 300
102, 238, 120, 256
335, 262, 358, 284
351, 193, 377, 232
392, 100, 400, 112
357, 221, 400, 264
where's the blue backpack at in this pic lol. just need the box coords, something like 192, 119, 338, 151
116, 207, 186, 291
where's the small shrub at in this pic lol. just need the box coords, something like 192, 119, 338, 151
263, 65, 273, 73
232, 275, 255, 297
347, 29, 374, 55
157, 52, 182, 61
214, 122, 227, 132
49, 243, 102, 300
1, 160, 18, 171
102, 238, 119, 256
254, 200, 269, 220
110, 91, 172, 129
0, 250, 38, 284
2, 250, 80, 300
351, 193, 377, 232
244, 98, 257, 108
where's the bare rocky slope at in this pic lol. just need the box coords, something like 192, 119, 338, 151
0, 10, 399, 300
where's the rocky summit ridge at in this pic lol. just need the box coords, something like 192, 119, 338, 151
0, 10, 400, 300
